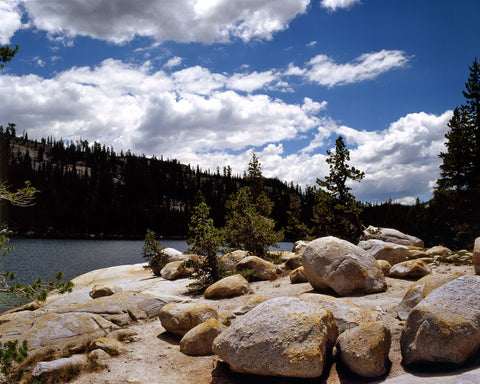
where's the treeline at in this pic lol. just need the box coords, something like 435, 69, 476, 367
1, 122, 477, 249
0, 129, 299, 239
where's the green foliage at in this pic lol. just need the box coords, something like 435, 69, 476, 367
141, 229, 168, 276
313, 136, 364, 242
0, 339, 27, 380
223, 186, 283, 258
284, 193, 310, 241
433, 58, 480, 249
0, 45, 19, 70
0, 181, 37, 207
186, 192, 223, 290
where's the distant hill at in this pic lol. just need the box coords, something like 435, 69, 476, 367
0, 130, 304, 239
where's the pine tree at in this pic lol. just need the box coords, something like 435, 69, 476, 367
186, 191, 223, 289
223, 152, 283, 257
285, 194, 309, 241
313, 136, 364, 241
433, 58, 480, 248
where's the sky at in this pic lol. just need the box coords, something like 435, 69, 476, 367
0, 0, 479, 204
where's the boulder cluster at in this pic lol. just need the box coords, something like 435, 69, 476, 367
2, 227, 480, 382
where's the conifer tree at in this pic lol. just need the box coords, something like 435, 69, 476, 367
285, 194, 309, 241
313, 136, 364, 241
433, 58, 480, 247
223, 152, 283, 257
186, 191, 223, 288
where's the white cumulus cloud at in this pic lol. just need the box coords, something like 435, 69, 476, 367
287, 50, 410, 87
0, 1, 23, 44
321, 0, 361, 11
22, 0, 311, 44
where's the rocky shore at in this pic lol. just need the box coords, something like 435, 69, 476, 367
1, 227, 480, 383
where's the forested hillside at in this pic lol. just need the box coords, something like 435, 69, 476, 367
0, 128, 303, 239
1, 124, 476, 249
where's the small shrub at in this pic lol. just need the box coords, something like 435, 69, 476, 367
142, 229, 169, 276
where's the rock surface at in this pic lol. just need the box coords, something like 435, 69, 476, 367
33, 355, 88, 377
363, 226, 424, 247
289, 266, 308, 283
159, 303, 218, 336
160, 261, 190, 280
236, 256, 277, 280
204, 274, 251, 299
302, 236, 386, 296
358, 239, 408, 265
180, 319, 227, 356
474, 237, 480, 274
300, 293, 382, 333
401, 275, 480, 365
377, 260, 392, 276
89, 283, 122, 299
336, 321, 391, 378
213, 297, 338, 378
219, 250, 249, 271
389, 259, 432, 279
396, 273, 460, 320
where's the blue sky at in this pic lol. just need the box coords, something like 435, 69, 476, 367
1, 0, 479, 203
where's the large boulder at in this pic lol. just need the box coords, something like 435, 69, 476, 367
158, 303, 218, 336
363, 226, 424, 247
160, 261, 190, 280
219, 250, 249, 271
358, 239, 408, 266
233, 296, 269, 315
336, 321, 391, 378
302, 236, 386, 296
396, 274, 461, 320
236, 256, 277, 281
474, 237, 480, 274
389, 259, 432, 279
213, 297, 338, 378
300, 293, 381, 333
401, 275, 480, 365
179, 319, 227, 356
425, 245, 452, 257
204, 274, 251, 299
285, 254, 303, 270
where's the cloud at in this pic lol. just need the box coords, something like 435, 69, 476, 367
0, 58, 322, 157
163, 56, 183, 69
306, 40, 317, 47
287, 50, 410, 87
320, 0, 361, 11
350, 111, 452, 202
23, 0, 310, 44
0, 1, 23, 44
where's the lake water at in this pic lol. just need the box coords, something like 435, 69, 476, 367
0, 238, 293, 311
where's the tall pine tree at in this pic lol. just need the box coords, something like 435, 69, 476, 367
313, 136, 365, 242
433, 58, 480, 248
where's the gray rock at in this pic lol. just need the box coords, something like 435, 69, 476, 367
159, 303, 218, 336
180, 319, 227, 356
236, 256, 277, 280
302, 236, 386, 296
300, 293, 381, 333
219, 250, 249, 271
336, 321, 391, 378
358, 239, 408, 265
474, 237, 480, 275
389, 259, 432, 279
363, 226, 424, 247
89, 283, 122, 299
213, 297, 338, 378
289, 266, 308, 284
204, 274, 251, 299
33, 355, 87, 377
396, 274, 461, 320
401, 275, 480, 365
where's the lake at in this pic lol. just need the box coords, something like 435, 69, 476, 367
0, 238, 293, 311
